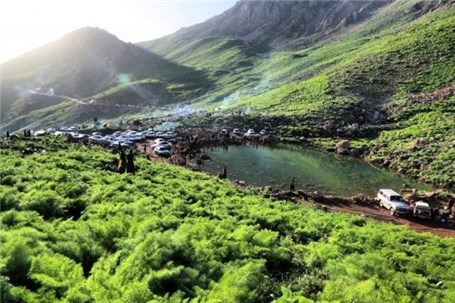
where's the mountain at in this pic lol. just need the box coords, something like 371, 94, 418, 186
1, 0, 454, 188
1, 27, 208, 127
165, 0, 392, 48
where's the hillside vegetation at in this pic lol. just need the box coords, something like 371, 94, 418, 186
140, 1, 455, 189
1, 137, 455, 302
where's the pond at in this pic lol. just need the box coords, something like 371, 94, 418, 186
202, 144, 433, 197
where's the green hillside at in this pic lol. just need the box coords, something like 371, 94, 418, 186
139, 0, 455, 189
1, 137, 455, 302
2, 1, 454, 188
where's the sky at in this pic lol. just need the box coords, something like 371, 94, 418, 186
0, 0, 237, 63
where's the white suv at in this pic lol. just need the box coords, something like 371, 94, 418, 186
377, 189, 411, 216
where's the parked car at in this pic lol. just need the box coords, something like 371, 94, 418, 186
144, 131, 156, 139
259, 129, 268, 136
151, 141, 172, 149
220, 129, 228, 135
377, 189, 411, 216
244, 129, 260, 138
110, 140, 134, 148
163, 131, 176, 139
413, 201, 432, 219
34, 129, 47, 136
232, 128, 243, 136
154, 146, 171, 157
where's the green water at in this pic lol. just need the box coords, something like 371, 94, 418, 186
203, 144, 433, 197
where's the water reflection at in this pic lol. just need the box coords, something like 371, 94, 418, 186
202, 144, 433, 196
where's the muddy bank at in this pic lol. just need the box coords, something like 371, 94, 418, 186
255, 186, 455, 238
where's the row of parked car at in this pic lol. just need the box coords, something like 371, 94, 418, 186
377, 189, 432, 219
221, 128, 268, 138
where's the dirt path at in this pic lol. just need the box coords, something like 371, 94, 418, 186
298, 198, 455, 238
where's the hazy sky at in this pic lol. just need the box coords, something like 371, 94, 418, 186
0, 0, 237, 63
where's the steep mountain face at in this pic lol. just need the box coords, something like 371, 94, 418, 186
156, 0, 392, 49
1, 27, 206, 123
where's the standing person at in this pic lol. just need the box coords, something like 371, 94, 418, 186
6, 130, 10, 138
118, 151, 127, 173
219, 166, 227, 179
126, 149, 136, 174
290, 177, 295, 191
143, 144, 147, 154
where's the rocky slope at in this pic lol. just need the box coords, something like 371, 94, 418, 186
149, 0, 392, 50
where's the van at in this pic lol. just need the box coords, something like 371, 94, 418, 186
377, 189, 411, 216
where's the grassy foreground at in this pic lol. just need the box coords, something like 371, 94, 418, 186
1, 137, 455, 303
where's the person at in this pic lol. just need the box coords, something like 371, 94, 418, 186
126, 149, 135, 174
118, 151, 127, 173
6, 130, 10, 138
143, 144, 147, 153
219, 166, 227, 179
290, 177, 295, 191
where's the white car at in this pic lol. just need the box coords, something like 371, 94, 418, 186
244, 129, 260, 138
259, 129, 268, 136
153, 138, 166, 144
377, 189, 411, 216
232, 128, 243, 136
151, 141, 172, 149
154, 146, 171, 157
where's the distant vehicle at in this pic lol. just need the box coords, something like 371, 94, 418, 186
259, 129, 268, 136
53, 131, 67, 136
153, 138, 166, 144
91, 132, 102, 136
34, 129, 47, 136
232, 128, 243, 136
154, 146, 171, 157
163, 131, 176, 139
144, 131, 156, 139
46, 128, 56, 134
156, 132, 165, 138
151, 141, 172, 149
70, 133, 87, 140
413, 201, 432, 219
112, 131, 123, 137
68, 126, 78, 132
244, 129, 260, 138
110, 140, 134, 148
128, 134, 143, 142
220, 129, 228, 135
377, 189, 411, 216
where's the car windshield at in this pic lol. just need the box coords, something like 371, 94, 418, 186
390, 195, 402, 201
